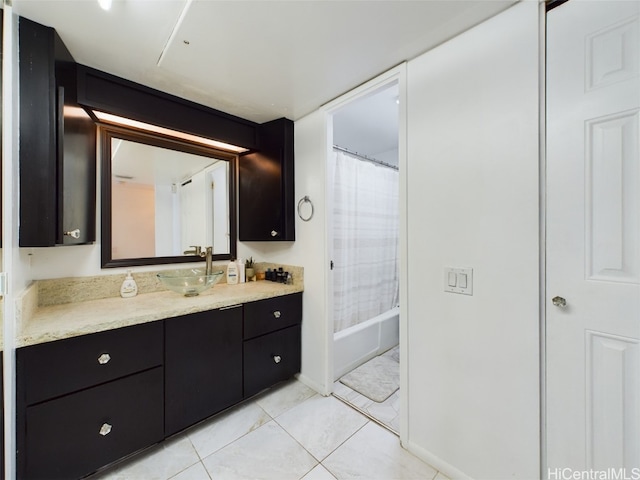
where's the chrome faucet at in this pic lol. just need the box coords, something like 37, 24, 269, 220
183, 245, 202, 256
200, 246, 213, 275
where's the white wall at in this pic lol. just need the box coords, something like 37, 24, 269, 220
238, 110, 331, 394
3, 8, 23, 479
405, 2, 540, 479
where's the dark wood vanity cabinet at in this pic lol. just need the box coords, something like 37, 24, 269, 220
16, 293, 301, 479
243, 293, 302, 397
165, 306, 243, 437
19, 17, 96, 247
239, 118, 295, 241
16, 322, 164, 480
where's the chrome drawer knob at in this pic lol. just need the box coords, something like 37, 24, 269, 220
273, 311, 281, 319
99, 423, 112, 436
271, 230, 278, 237
552, 296, 567, 307
273, 355, 282, 364
98, 353, 111, 365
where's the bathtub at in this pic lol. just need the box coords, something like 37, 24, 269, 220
333, 306, 400, 380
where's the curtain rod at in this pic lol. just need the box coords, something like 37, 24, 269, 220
333, 145, 399, 171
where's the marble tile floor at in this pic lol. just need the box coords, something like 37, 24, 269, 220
89, 378, 446, 480
333, 347, 400, 433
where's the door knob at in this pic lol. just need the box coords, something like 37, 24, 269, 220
552, 296, 567, 307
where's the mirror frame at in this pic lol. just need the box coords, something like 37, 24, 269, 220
100, 125, 238, 268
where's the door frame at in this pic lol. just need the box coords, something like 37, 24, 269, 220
539, 1, 548, 476
320, 64, 408, 443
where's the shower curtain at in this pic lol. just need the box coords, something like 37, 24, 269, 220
332, 150, 400, 333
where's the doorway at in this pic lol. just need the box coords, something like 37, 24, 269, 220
546, 0, 640, 473
326, 81, 401, 433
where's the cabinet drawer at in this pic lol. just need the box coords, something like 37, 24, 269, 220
19, 321, 163, 405
23, 367, 164, 480
244, 325, 301, 398
243, 293, 302, 339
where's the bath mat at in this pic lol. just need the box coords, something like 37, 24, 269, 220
340, 355, 399, 403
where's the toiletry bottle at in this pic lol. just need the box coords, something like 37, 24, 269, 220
227, 259, 239, 285
120, 269, 138, 298
238, 257, 246, 283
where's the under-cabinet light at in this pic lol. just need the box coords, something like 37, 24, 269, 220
64, 106, 92, 119
93, 110, 249, 154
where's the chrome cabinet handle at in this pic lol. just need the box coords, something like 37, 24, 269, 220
273, 355, 282, 364
64, 229, 81, 239
552, 296, 567, 307
273, 311, 281, 319
271, 230, 278, 237
98, 353, 111, 365
99, 423, 112, 436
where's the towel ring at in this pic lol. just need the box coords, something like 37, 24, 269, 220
297, 196, 314, 222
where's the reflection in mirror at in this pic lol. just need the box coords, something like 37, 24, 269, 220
101, 127, 237, 268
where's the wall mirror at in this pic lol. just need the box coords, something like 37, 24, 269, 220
101, 126, 237, 268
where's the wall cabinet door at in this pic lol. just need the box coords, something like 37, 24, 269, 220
165, 307, 243, 436
239, 118, 295, 241
19, 17, 96, 247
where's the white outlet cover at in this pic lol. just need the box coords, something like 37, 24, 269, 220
444, 267, 473, 295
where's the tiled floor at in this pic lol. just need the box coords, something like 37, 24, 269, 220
90, 378, 445, 480
333, 346, 400, 433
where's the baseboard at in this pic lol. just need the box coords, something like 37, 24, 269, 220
295, 372, 331, 396
403, 439, 474, 480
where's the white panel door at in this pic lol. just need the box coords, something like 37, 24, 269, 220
547, 0, 640, 474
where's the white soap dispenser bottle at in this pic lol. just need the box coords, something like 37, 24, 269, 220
120, 269, 138, 298
227, 259, 238, 285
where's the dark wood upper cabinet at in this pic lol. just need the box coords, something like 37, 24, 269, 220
76, 66, 259, 150
19, 18, 296, 248
19, 17, 96, 247
239, 118, 295, 241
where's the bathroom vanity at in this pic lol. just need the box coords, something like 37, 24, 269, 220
15, 280, 302, 480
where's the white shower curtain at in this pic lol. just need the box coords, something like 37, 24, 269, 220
332, 150, 400, 333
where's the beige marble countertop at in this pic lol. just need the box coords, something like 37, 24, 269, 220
17, 280, 303, 348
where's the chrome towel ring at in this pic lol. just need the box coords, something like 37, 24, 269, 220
297, 196, 314, 222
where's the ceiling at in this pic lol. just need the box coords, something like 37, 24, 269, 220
13, 0, 515, 124
333, 82, 399, 163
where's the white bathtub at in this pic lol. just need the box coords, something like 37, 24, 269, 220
333, 306, 400, 380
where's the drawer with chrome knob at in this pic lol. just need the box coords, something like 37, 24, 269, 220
243, 293, 302, 340
243, 325, 301, 397
19, 321, 163, 405
22, 367, 163, 480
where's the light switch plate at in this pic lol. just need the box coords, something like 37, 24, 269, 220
444, 267, 473, 295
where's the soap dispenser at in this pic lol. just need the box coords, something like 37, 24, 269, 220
120, 269, 138, 298
227, 259, 239, 285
